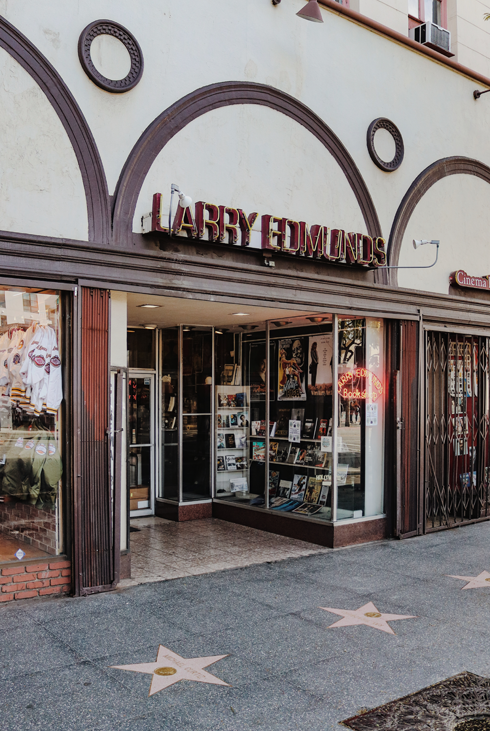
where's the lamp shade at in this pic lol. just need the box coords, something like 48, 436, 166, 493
296, 0, 324, 22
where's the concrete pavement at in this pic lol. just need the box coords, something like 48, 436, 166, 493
1, 521, 490, 730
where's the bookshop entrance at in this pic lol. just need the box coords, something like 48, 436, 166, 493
125, 292, 388, 550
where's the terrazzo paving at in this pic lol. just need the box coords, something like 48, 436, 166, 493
120, 516, 330, 586
1, 520, 490, 730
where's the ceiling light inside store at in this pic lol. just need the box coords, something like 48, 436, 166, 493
232, 313, 250, 316
182, 326, 194, 332
137, 304, 161, 309
240, 325, 259, 331
215, 329, 228, 335
143, 324, 157, 330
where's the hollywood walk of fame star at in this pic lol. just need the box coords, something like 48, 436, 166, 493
320, 601, 416, 635
446, 570, 490, 590
111, 644, 230, 696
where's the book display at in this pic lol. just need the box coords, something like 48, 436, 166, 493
214, 316, 386, 523
215, 386, 250, 497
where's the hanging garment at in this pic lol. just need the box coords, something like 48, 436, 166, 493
2, 435, 30, 500
0, 331, 11, 387
39, 436, 62, 505
45, 330, 62, 414
10, 325, 36, 402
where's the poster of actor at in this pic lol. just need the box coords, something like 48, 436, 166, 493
308, 334, 333, 397
249, 341, 275, 401
278, 337, 307, 401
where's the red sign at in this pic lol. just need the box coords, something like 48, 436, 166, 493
147, 193, 387, 269
450, 270, 490, 291
338, 368, 384, 402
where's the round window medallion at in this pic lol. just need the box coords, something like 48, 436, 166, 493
367, 118, 404, 172
78, 20, 144, 93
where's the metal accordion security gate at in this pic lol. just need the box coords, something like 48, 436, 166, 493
425, 330, 490, 531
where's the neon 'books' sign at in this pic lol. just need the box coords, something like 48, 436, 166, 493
338, 368, 384, 401
147, 194, 387, 269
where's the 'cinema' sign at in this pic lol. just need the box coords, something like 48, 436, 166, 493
450, 270, 490, 291
145, 193, 387, 269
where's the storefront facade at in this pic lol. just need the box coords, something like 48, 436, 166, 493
2, 0, 490, 598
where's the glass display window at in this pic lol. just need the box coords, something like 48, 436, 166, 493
0, 286, 65, 563
213, 313, 386, 523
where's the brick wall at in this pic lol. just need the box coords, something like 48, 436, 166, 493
0, 500, 57, 554
0, 559, 71, 602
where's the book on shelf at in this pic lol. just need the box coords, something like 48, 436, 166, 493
217, 433, 225, 450
230, 476, 247, 492
251, 420, 266, 437
170, 417, 176, 429
236, 455, 247, 469
168, 396, 176, 413
303, 418, 317, 440
222, 364, 237, 385
291, 474, 307, 500
227, 394, 237, 408
218, 393, 229, 408
294, 448, 307, 465
278, 479, 292, 498
225, 433, 236, 449
226, 455, 237, 470
270, 497, 290, 509
236, 433, 247, 449
304, 476, 322, 504
235, 392, 246, 407
269, 469, 280, 497
317, 419, 329, 437
275, 408, 290, 438
252, 441, 266, 461
230, 413, 238, 427
319, 481, 330, 506
237, 412, 249, 428
292, 502, 322, 516
217, 456, 226, 472
287, 445, 300, 464
269, 441, 279, 461
270, 421, 277, 437
291, 407, 305, 432
276, 441, 291, 463
218, 414, 230, 429
233, 366, 242, 386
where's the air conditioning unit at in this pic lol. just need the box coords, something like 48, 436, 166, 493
409, 22, 451, 55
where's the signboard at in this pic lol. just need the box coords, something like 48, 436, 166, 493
450, 271, 490, 291
143, 194, 387, 269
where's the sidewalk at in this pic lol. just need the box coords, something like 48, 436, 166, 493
1, 521, 490, 730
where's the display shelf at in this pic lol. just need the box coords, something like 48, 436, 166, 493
252, 459, 330, 469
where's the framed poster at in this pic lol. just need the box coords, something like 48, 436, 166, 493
249, 341, 276, 401
308, 334, 333, 397
278, 337, 307, 401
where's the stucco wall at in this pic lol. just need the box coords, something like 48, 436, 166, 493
1, 0, 490, 295
0, 46, 87, 240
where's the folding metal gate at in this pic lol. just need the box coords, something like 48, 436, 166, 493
425, 331, 490, 530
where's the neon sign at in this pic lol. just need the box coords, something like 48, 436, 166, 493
337, 368, 384, 402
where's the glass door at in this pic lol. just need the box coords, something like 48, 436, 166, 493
128, 373, 155, 516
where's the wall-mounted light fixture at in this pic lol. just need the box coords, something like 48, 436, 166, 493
240, 324, 259, 331
384, 239, 440, 269
474, 89, 490, 99
169, 184, 192, 234
272, 320, 293, 327
306, 316, 328, 323
297, 0, 324, 23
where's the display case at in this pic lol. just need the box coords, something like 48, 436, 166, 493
215, 385, 250, 499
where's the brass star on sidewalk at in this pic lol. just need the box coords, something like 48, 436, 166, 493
111, 644, 230, 696
446, 570, 490, 590
320, 601, 416, 635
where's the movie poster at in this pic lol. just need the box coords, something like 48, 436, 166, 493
308, 334, 333, 397
249, 342, 275, 401
278, 337, 307, 401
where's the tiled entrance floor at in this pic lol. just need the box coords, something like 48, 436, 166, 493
120, 516, 329, 587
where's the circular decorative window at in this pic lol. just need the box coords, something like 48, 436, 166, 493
78, 20, 144, 93
367, 117, 404, 172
